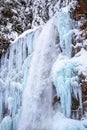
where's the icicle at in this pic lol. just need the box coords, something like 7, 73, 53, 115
52, 55, 73, 117
26, 33, 34, 54
56, 11, 72, 57
26, 27, 42, 55
9, 45, 13, 70
17, 39, 23, 70
0, 116, 12, 130
0, 78, 4, 122
13, 108, 21, 130
0, 88, 3, 122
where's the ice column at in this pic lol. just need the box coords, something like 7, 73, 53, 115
56, 11, 72, 57
52, 11, 73, 117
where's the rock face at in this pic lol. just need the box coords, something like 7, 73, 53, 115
73, 0, 87, 90
72, 0, 87, 117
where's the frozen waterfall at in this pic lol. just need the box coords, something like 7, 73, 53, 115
18, 15, 59, 130
0, 8, 87, 130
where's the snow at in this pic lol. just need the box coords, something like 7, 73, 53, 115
11, 26, 42, 45
82, 119, 87, 128
51, 112, 86, 130
52, 117, 86, 130
72, 48, 87, 76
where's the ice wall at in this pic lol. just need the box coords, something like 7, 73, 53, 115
0, 27, 42, 130
51, 9, 83, 118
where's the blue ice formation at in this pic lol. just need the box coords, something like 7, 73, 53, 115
0, 7, 86, 130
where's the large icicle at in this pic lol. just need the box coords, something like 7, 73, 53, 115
56, 11, 72, 57
52, 11, 73, 117
52, 55, 73, 117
